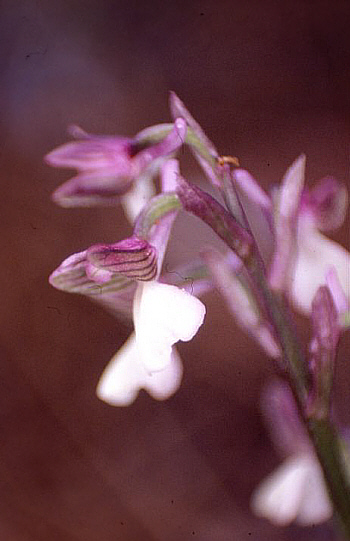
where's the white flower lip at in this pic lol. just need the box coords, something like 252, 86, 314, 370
96, 334, 183, 406
133, 281, 206, 372
251, 455, 332, 526
96, 281, 205, 406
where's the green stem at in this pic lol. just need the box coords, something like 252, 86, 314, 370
249, 255, 350, 539
248, 257, 308, 399
220, 166, 350, 536
308, 419, 350, 539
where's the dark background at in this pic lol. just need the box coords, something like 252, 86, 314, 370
1, 1, 350, 539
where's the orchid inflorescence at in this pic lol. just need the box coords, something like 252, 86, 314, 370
47, 92, 350, 535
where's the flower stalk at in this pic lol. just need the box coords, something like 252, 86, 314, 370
220, 163, 350, 538
252, 257, 350, 538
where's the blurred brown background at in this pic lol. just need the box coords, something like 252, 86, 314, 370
1, 0, 350, 539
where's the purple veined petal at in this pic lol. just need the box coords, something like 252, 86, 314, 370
49, 250, 98, 293
49, 249, 136, 320
230, 168, 274, 266
85, 263, 115, 284
202, 248, 280, 358
133, 281, 206, 372
300, 177, 348, 232
96, 282, 137, 320
96, 333, 183, 406
87, 238, 158, 282
46, 122, 179, 210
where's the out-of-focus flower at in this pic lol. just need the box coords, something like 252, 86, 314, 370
289, 188, 350, 315
251, 380, 332, 526
270, 161, 350, 314
45, 119, 187, 216
223, 156, 349, 316
252, 454, 332, 527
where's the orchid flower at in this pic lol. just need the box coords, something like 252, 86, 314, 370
251, 380, 333, 526
45, 119, 187, 220
47, 93, 350, 534
225, 157, 350, 317
50, 158, 206, 406
267, 156, 349, 313
288, 176, 350, 314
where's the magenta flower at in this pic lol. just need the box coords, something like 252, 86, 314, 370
49, 159, 206, 406
45, 119, 187, 216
